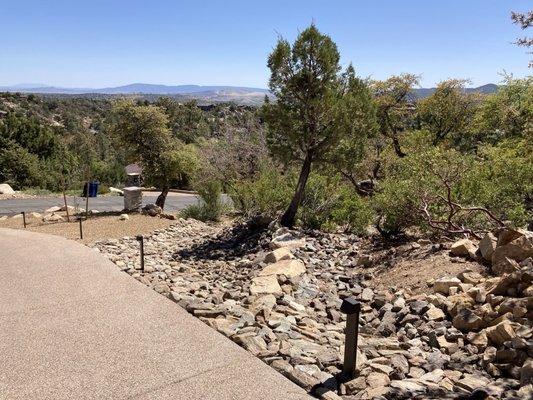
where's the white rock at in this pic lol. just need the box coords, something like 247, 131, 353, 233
250, 275, 282, 295
118, 214, 129, 221
433, 277, 461, 295
259, 259, 305, 278
0, 183, 15, 194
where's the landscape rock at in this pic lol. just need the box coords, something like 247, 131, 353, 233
264, 247, 292, 263
450, 239, 477, 258
434, 277, 461, 295
42, 213, 63, 222
271, 232, 306, 250
453, 308, 483, 331
521, 359, 533, 386
0, 183, 15, 194
485, 320, 516, 346
118, 213, 129, 221
250, 275, 282, 295
259, 259, 306, 278
92, 221, 532, 400
479, 232, 497, 262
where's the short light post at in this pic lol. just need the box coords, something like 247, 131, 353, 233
22, 212, 26, 228
340, 297, 361, 380
136, 235, 145, 272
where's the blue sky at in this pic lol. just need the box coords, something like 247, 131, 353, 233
1, 0, 531, 88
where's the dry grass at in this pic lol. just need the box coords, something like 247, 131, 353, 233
0, 213, 176, 244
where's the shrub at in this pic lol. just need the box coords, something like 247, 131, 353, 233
181, 180, 223, 222
372, 141, 531, 237
229, 167, 294, 218
298, 173, 374, 234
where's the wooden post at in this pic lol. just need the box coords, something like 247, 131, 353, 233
78, 216, 83, 239
85, 181, 90, 219
60, 173, 70, 222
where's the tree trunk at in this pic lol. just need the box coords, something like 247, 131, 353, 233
391, 136, 406, 158
155, 187, 169, 210
281, 154, 312, 228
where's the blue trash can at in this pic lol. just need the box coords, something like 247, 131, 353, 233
88, 181, 99, 197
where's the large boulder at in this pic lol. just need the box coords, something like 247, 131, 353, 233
452, 308, 483, 331
434, 277, 462, 295
264, 248, 292, 264
492, 233, 533, 275
0, 183, 15, 194
478, 232, 497, 262
259, 259, 305, 278
485, 320, 516, 346
250, 275, 282, 295
496, 228, 527, 247
450, 239, 477, 258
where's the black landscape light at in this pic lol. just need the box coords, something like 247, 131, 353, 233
136, 235, 145, 272
21, 212, 26, 228
340, 297, 361, 379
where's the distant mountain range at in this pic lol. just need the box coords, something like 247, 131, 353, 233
0, 82, 499, 105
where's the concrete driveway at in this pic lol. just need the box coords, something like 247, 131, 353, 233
0, 228, 311, 400
0, 192, 199, 216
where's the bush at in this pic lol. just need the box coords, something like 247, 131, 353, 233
0, 141, 44, 189
462, 139, 532, 227
298, 173, 374, 234
229, 167, 294, 218
372, 141, 532, 237
181, 180, 223, 222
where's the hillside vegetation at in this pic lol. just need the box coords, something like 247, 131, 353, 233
1, 25, 531, 239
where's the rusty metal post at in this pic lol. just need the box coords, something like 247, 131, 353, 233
136, 235, 144, 272
78, 216, 83, 239
340, 297, 361, 379
22, 212, 26, 228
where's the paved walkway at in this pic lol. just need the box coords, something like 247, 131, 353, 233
0, 193, 199, 216
0, 228, 310, 400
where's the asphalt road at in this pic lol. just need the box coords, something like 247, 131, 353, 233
0, 193, 200, 216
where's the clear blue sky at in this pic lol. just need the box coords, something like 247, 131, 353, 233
1, 0, 531, 88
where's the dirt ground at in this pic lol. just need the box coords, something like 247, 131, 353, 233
0, 213, 176, 244
371, 251, 487, 295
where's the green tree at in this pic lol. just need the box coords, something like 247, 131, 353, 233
372, 74, 419, 158
472, 76, 532, 143
109, 100, 196, 209
262, 24, 371, 227
418, 79, 479, 145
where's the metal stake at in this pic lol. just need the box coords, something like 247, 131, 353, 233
340, 297, 361, 379
22, 212, 26, 228
78, 216, 83, 239
136, 235, 144, 272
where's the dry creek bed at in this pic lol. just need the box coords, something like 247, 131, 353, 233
92, 218, 533, 400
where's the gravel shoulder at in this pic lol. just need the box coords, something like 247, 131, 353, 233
0, 213, 176, 244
